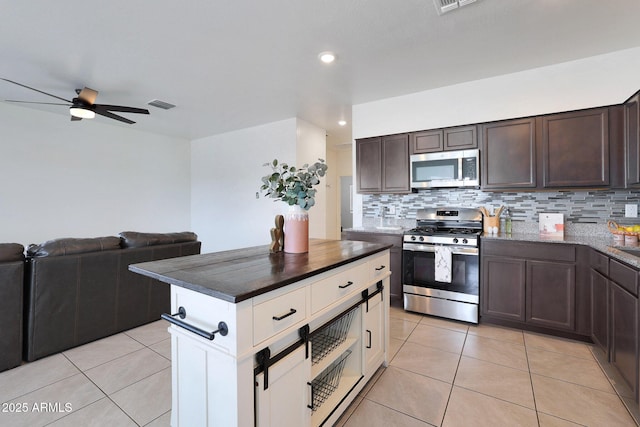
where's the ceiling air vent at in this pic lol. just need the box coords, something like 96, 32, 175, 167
147, 99, 176, 110
433, 0, 477, 15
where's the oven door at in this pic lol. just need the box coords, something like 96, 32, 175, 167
402, 243, 479, 301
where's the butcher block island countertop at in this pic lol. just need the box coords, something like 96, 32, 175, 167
129, 238, 392, 302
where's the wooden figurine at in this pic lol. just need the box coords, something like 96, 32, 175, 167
269, 215, 285, 253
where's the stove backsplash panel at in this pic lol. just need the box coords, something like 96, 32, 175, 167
363, 189, 640, 234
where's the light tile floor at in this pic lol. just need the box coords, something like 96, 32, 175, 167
0, 321, 172, 427
336, 306, 638, 427
0, 308, 638, 426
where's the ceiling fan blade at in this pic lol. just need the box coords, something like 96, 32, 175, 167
70, 115, 82, 122
0, 78, 72, 103
94, 109, 136, 124
94, 104, 149, 115
77, 87, 98, 105
5, 100, 70, 106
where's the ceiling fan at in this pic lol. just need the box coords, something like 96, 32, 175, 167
1, 78, 150, 124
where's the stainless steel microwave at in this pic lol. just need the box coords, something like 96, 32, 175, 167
410, 149, 479, 189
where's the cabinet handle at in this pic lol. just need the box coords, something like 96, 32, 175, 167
375, 265, 386, 271
307, 382, 314, 410
366, 329, 372, 349
272, 308, 297, 321
161, 307, 229, 341
339, 281, 354, 289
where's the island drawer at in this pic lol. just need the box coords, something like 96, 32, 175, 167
368, 252, 391, 282
253, 287, 307, 345
311, 262, 369, 313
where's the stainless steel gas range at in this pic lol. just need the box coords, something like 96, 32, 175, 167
402, 207, 482, 324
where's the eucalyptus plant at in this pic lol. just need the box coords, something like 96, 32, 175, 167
259, 159, 328, 210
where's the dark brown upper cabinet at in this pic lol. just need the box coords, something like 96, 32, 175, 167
410, 129, 443, 154
444, 125, 477, 151
410, 125, 477, 154
624, 93, 640, 187
356, 134, 410, 194
356, 137, 382, 193
481, 118, 536, 189
540, 107, 609, 188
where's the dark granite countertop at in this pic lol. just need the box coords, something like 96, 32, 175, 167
344, 227, 406, 235
481, 232, 640, 268
129, 239, 392, 303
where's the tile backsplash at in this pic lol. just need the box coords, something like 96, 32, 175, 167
363, 188, 640, 234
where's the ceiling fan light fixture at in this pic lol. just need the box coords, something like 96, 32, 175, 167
69, 106, 95, 119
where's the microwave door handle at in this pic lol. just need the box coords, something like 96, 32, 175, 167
458, 157, 463, 180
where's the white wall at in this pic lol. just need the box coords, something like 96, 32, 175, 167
191, 119, 298, 253
352, 47, 640, 226
0, 103, 191, 247
296, 119, 328, 239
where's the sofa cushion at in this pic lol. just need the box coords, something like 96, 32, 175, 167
0, 243, 24, 262
119, 231, 198, 248
27, 236, 121, 257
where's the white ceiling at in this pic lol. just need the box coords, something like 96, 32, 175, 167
1, 0, 640, 145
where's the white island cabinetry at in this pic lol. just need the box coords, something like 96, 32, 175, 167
130, 240, 391, 427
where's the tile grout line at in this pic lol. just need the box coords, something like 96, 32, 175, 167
521, 332, 542, 427
437, 327, 468, 427
57, 352, 143, 427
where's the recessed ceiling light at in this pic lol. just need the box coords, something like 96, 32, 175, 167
338, 120, 347, 126
318, 51, 336, 64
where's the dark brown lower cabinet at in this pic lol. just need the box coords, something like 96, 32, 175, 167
610, 281, 639, 397
590, 269, 609, 353
481, 256, 525, 322
481, 240, 579, 335
589, 249, 639, 405
526, 260, 575, 330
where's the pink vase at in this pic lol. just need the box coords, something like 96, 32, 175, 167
284, 205, 309, 253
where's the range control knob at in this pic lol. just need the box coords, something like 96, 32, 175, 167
419, 236, 424, 242
452, 238, 459, 244
462, 238, 468, 244
411, 236, 416, 241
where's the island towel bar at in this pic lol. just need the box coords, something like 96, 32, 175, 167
161, 306, 229, 341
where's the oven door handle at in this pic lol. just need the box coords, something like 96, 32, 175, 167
402, 243, 478, 256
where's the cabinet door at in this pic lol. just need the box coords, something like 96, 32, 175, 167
381, 134, 410, 193
526, 260, 575, 331
411, 130, 443, 154
625, 94, 640, 187
481, 255, 526, 322
356, 137, 382, 193
610, 281, 639, 397
540, 108, 609, 188
480, 118, 536, 189
590, 269, 609, 355
364, 293, 384, 375
444, 125, 477, 151
255, 345, 311, 427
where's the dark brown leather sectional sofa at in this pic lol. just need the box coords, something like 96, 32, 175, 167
0, 243, 26, 372
1, 231, 201, 370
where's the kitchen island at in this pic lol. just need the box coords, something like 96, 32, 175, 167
130, 239, 392, 427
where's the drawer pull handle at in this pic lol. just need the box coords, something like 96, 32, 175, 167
273, 308, 297, 321
375, 265, 386, 271
161, 306, 229, 341
339, 281, 354, 289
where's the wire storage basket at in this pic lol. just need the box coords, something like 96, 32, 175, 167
308, 350, 352, 412
311, 307, 357, 365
